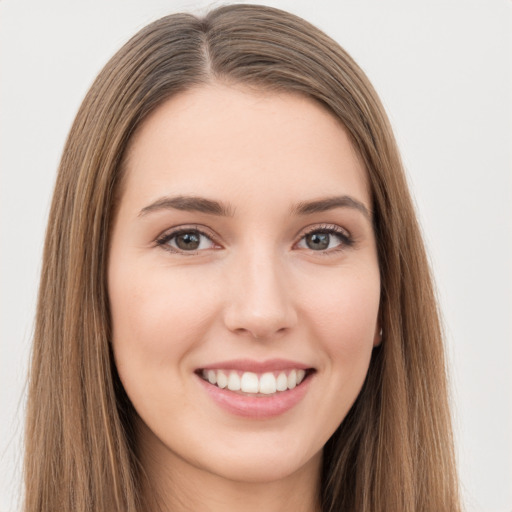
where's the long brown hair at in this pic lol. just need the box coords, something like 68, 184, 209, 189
24, 4, 461, 511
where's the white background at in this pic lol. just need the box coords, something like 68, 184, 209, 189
1, 1, 510, 511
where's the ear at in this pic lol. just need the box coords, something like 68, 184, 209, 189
373, 325, 383, 347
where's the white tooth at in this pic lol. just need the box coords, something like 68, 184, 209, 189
296, 369, 306, 384
276, 372, 288, 391
240, 372, 259, 393
216, 370, 228, 389
227, 371, 241, 391
259, 372, 277, 394
207, 370, 217, 385
287, 369, 297, 389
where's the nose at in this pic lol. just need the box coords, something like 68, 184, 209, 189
223, 249, 298, 340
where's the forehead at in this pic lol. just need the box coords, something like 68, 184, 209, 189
120, 83, 370, 213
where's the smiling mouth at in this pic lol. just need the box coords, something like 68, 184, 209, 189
197, 368, 315, 396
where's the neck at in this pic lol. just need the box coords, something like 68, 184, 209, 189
147, 468, 322, 512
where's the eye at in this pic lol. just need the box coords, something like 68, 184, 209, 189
156, 228, 218, 253
296, 225, 353, 252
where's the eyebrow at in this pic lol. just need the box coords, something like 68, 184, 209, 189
291, 195, 371, 219
139, 195, 235, 217
138, 194, 371, 220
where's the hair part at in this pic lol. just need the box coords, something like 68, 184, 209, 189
25, 4, 461, 511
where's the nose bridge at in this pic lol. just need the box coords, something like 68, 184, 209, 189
224, 244, 297, 338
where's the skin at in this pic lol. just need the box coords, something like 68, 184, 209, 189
108, 82, 381, 512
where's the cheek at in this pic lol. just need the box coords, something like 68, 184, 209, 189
108, 264, 219, 378
108, 264, 225, 431
301, 266, 380, 366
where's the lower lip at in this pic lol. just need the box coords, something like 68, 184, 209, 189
197, 374, 313, 419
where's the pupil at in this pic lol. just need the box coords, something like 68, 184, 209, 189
176, 232, 200, 250
307, 232, 329, 250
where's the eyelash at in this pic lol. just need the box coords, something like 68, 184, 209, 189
155, 224, 354, 255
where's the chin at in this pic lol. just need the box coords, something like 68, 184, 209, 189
201, 449, 322, 485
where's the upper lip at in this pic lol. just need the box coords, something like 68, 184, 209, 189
198, 358, 313, 373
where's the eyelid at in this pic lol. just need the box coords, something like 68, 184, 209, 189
295, 223, 351, 239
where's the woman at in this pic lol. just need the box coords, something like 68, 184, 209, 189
24, 4, 461, 511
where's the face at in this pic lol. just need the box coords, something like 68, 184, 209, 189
108, 83, 381, 489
